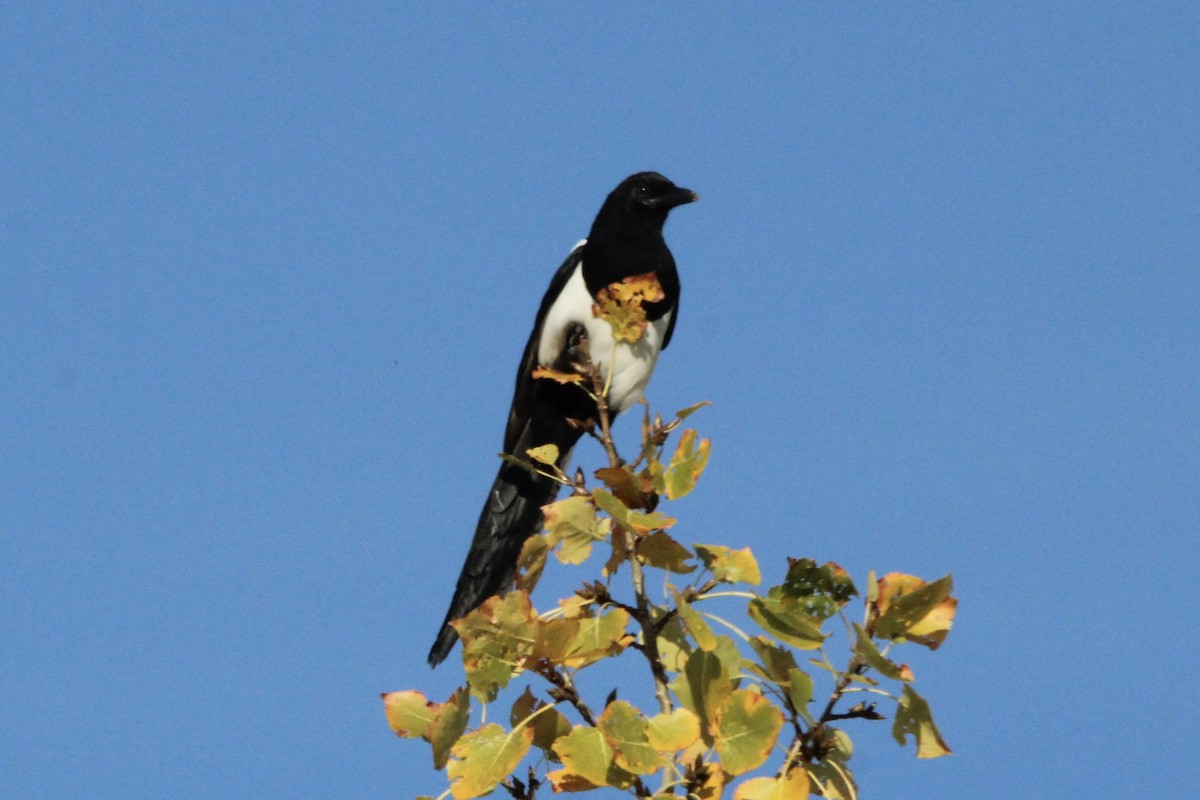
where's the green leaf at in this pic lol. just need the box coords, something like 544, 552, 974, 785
694, 544, 762, 586
671, 647, 734, 741
645, 707, 701, 752
827, 727, 854, 760
747, 595, 827, 650
778, 559, 857, 619
853, 623, 913, 682
892, 685, 952, 758
532, 617, 580, 662
514, 532, 550, 593
638, 531, 696, 573
787, 669, 815, 725
593, 488, 676, 535
550, 725, 637, 790
429, 687, 471, 770
674, 589, 718, 651
563, 608, 631, 668
600, 700, 664, 774
747, 636, 798, 685
446, 723, 534, 800
655, 615, 691, 674
543, 495, 611, 566
712, 688, 784, 776
664, 428, 711, 499
674, 400, 711, 421
454, 592, 537, 702
805, 760, 856, 800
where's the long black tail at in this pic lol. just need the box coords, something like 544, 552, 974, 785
427, 456, 565, 666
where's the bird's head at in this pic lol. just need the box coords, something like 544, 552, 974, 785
591, 172, 698, 238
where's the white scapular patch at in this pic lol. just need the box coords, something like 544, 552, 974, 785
538, 254, 671, 414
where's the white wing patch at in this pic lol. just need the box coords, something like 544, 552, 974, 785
538, 260, 670, 414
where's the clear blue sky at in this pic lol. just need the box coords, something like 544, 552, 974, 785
3, 4, 1197, 798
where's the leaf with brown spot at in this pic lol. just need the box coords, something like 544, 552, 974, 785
874, 573, 956, 649
595, 465, 652, 508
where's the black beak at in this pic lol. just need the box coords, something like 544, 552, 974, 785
649, 187, 699, 210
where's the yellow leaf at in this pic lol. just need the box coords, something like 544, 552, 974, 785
551, 725, 637, 789
695, 544, 762, 586
446, 723, 533, 800
532, 366, 585, 384
734, 768, 810, 800
454, 593, 537, 702
645, 707, 701, 752
599, 700, 664, 774
514, 533, 550, 593
592, 272, 666, 343
874, 573, 956, 649
906, 595, 958, 650
562, 608, 632, 668
684, 758, 726, 800
893, 685, 952, 758
593, 488, 676, 535
526, 443, 560, 466
382, 690, 433, 739
543, 495, 610, 566
380, 688, 468, 771
532, 617, 579, 662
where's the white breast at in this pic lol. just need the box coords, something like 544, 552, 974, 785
538, 261, 671, 414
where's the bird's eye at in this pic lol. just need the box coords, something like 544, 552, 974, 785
635, 185, 651, 199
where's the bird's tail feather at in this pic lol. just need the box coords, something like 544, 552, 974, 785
427, 459, 563, 666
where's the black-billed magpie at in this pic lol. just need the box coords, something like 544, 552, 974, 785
428, 172, 697, 666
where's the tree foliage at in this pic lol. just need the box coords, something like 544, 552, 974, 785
385, 278, 957, 798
